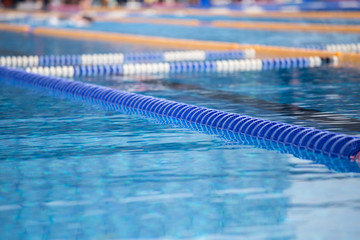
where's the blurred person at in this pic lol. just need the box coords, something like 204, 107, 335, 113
116, 0, 127, 6
48, 12, 94, 27
1, 0, 15, 8
79, 0, 92, 8
72, 13, 94, 24
10, 0, 24, 8
42, 0, 50, 10
143, 0, 156, 6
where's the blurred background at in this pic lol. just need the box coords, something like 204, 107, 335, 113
2, 0, 360, 12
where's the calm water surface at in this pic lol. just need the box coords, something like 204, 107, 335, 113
0, 31, 360, 240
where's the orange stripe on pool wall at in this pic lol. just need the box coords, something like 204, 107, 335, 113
225, 11, 360, 20
212, 21, 360, 33
341, 52, 360, 67
252, 45, 342, 61
0, 23, 30, 32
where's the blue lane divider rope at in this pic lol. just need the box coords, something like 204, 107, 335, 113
0, 49, 256, 68
25, 56, 336, 77
305, 43, 360, 53
1, 66, 359, 161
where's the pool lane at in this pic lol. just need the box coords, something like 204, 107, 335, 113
1, 31, 360, 133
0, 31, 170, 56
59, 21, 360, 48
99, 17, 360, 34
2, 67, 360, 164
125, 77, 360, 133
2, 16, 360, 48
136, 13, 360, 25
78, 68, 360, 136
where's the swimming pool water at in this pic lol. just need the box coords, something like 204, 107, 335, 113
3, 16, 360, 48
1, 29, 360, 239
0, 31, 169, 56
133, 13, 360, 25
63, 21, 360, 48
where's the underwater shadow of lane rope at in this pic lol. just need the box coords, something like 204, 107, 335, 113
1, 66, 359, 172
112, 108, 360, 173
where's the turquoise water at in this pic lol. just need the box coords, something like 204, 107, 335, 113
130, 13, 360, 25
1, 28, 360, 240
3, 17, 360, 47
61, 21, 360, 47
0, 32, 168, 56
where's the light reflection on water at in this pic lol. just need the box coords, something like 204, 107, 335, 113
0, 32, 360, 239
1, 75, 360, 239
